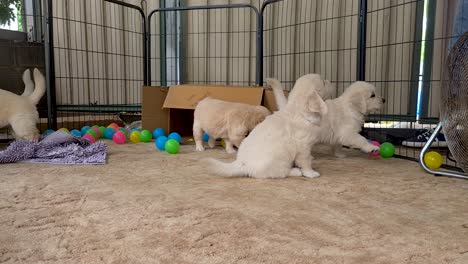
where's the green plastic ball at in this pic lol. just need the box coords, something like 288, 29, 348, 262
380, 142, 395, 158
118, 128, 128, 138
98, 126, 106, 136
85, 129, 98, 139
165, 139, 180, 154
140, 129, 152, 143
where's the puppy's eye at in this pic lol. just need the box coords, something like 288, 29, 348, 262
370, 94, 375, 98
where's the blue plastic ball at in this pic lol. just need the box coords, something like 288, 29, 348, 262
168, 132, 182, 143
203, 132, 209, 142
155, 136, 168, 151
43, 129, 54, 136
104, 127, 116, 139
153, 128, 166, 139
81, 126, 91, 136
70, 129, 82, 137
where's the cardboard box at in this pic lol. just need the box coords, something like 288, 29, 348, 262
141, 85, 288, 137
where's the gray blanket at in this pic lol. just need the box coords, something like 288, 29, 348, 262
0, 131, 107, 164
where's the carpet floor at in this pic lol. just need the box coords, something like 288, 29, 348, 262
1, 142, 468, 264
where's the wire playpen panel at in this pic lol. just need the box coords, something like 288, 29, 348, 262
49, 0, 146, 128
262, 0, 359, 97
148, 4, 260, 87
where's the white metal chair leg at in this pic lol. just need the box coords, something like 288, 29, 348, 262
419, 122, 468, 179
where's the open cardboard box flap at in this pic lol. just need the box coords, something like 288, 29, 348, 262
162, 85, 264, 110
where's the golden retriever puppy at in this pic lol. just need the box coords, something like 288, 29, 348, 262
206, 74, 328, 179
269, 77, 385, 157
193, 97, 271, 153
0, 68, 45, 140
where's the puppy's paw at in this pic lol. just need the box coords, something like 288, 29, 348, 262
288, 168, 303, 177
334, 152, 347, 158
361, 143, 380, 153
225, 148, 237, 154
302, 169, 320, 178
195, 145, 205, 152
208, 140, 215, 148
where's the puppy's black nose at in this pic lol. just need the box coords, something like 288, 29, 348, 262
382, 98, 386, 103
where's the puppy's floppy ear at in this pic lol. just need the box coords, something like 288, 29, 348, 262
347, 90, 367, 114
307, 89, 328, 116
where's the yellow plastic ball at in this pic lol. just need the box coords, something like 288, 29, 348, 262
130, 131, 141, 143
59, 128, 69, 133
424, 151, 443, 170
220, 139, 225, 148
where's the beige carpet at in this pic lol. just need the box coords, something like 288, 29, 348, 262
1, 142, 468, 264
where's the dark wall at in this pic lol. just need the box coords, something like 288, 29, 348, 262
0, 34, 47, 117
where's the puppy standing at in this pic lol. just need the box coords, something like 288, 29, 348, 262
0, 68, 45, 140
207, 74, 328, 179
269, 77, 385, 156
193, 97, 271, 153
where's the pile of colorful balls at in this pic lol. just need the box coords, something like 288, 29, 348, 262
42, 124, 182, 154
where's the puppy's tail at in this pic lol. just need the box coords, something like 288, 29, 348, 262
21, 69, 34, 96
28, 68, 46, 105
266, 78, 287, 110
205, 158, 248, 177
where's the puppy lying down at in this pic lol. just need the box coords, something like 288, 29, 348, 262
269, 76, 385, 157
0, 68, 45, 140
206, 74, 328, 179
193, 97, 271, 153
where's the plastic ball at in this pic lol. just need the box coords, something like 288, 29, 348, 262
98, 126, 106, 136
369, 141, 381, 157
92, 125, 99, 128
165, 139, 180, 154
113, 131, 126, 144
82, 134, 96, 143
59, 128, 69, 133
424, 151, 443, 170
155, 136, 168, 151
168, 132, 182, 143
153, 128, 166, 139
91, 127, 101, 138
380, 142, 395, 158
104, 127, 115, 139
130, 131, 141, 143
140, 129, 152, 142
43, 129, 54, 136
85, 129, 98, 139
221, 139, 226, 148
117, 128, 127, 138
108, 123, 118, 129
81, 126, 91, 135
203, 132, 209, 142
130, 128, 141, 133
70, 129, 82, 137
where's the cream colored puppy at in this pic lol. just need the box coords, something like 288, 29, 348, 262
0, 68, 45, 140
269, 77, 385, 157
193, 97, 271, 153
207, 74, 328, 179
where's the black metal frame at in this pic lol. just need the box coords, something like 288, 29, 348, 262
147, 3, 261, 86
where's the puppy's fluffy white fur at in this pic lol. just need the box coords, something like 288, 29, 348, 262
207, 74, 328, 179
193, 97, 271, 153
269, 76, 385, 157
0, 68, 45, 140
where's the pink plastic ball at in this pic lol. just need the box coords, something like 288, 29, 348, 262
369, 141, 381, 157
113, 131, 126, 144
91, 127, 101, 138
82, 134, 96, 143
